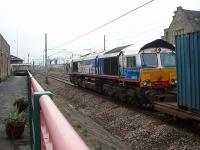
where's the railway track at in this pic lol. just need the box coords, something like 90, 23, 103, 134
35, 72, 200, 149
43, 73, 159, 116
48, 75, 73, 86
36, 71, 200, 129
44, 72, 200, 127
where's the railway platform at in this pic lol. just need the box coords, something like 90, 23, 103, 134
0, 76, 30, 150
0, 73, 89, 150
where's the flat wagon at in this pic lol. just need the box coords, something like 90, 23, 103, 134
153, 31, 200, 121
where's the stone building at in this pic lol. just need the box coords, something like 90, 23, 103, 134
10, 55, 24, 64
0, 34, 10, 81
162, 6, 200, 45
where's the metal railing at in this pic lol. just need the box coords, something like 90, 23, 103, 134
27, 71, 89, 150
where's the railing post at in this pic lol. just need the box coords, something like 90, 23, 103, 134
32, 91, 52, 150
28, 74, 33, 150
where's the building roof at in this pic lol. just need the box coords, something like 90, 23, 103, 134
0, 34, 10, 47
10, 55, 24, 61
178, 6, 200, 30
140, 39, 175, 51
104, 44, 132, 54
184, 10, 200, 30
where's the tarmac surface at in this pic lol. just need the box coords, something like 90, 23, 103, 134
0, 76, 30, 150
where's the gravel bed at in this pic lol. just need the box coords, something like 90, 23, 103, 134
36, 73, 200, 150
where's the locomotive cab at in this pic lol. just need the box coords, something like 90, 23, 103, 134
138, 39, 176, 89
114, 39, 176, 89
139, 48, 176, 89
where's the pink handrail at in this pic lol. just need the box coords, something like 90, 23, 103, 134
40, 95, 89, 150
30, 75, 89, 150
31, 77, 44, 92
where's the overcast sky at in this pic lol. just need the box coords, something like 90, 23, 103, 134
0, 0, 200, 63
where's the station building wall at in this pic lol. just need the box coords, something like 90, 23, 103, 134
0, 34, 10, 81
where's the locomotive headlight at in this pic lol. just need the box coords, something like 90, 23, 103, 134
143, 81, 147, 86
170, 79, 176, 84
142, 80, 150, 86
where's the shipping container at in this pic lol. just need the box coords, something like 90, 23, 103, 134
176, 31, 200, 113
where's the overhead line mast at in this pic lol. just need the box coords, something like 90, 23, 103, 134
104, 35, 106, 51
45, 33, 48, 83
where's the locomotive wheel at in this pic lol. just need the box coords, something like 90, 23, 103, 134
118, 93, 126, 102
102, 84, 109, 96
107, 88, 115, 97
95, 83, 103, 94
81, 80, 86, 88
135, 88, 150, 106
113, 87, 121, 100
126, 89, 136, 104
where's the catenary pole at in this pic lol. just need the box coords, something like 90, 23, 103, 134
45, 33, 48, 83
104, 34, 106, 51
28, 53, 30, 64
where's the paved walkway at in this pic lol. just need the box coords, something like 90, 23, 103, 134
0, 76, 30, 150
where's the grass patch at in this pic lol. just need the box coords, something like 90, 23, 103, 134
82, 129, 88, 137
75, 124, 82, 129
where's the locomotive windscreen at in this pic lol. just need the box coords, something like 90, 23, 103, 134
104, 57, 119, 76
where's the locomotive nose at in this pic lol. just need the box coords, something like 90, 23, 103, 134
140, 68, 176, 89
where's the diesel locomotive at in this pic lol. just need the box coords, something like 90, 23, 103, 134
69, 39, 176, 105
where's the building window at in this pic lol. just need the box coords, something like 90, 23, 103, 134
127, 56, 136, 68
175, 29, 184, 36
165, 31, 168, 41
